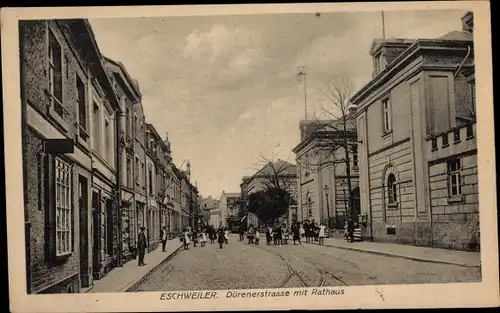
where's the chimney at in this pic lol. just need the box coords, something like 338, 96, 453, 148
461, 11, 473, 33
347, 103, 357, 115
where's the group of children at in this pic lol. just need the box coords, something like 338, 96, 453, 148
241, 220, 329, 246
181, 224, 230, 250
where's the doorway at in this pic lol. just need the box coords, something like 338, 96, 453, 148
92, 191, 100, 279
78, 175, 90, 288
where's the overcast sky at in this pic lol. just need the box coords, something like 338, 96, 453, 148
89, 9, 466, 198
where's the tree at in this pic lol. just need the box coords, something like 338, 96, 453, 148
243, 157, 298, 225
305, 78, 359, 225
247, 188, 294, 225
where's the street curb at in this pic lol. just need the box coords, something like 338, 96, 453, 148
124, 244, 183, 292
307, 242, 481, 268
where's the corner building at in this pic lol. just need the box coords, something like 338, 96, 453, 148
352, 12, 478, 251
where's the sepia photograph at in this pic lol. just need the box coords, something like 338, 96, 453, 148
2, 1, 498, 312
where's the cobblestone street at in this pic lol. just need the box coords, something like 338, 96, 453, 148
133, 235, 481, 291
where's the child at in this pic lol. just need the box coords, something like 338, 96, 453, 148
254, 228, 260, 245
183, 229, 191, 250
200, 230, 207, 247
224, 227, 229, 244
318, 222, 326, 245
266, 225, 273, 245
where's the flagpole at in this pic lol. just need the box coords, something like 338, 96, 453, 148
381, 11, 386, 39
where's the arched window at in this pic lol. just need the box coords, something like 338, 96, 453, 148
387, 173, 397, 203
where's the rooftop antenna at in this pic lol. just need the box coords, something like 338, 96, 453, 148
381, 11, 386, 39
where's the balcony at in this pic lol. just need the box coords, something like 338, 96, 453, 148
427, 122, 476, 162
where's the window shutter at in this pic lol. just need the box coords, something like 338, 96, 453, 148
45, 154, 57, 262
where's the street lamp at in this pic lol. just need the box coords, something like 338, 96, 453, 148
324, 185, 331, 229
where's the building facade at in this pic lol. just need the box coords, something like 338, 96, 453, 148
351, 12, 478, 251
218, 192, 241, 228
293, 119, 359, 229
202, 196, 219, 225
103, 57, 141, 263
21, 19, 120, 293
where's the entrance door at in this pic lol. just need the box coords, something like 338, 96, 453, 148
92, 191, 100, 279
351, 187, 361, 219
78, 176, 90, 288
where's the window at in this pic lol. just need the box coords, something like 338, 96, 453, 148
470, 81, 476, 115
387, 173, 397, 204
48, 31, 63, 116
382, 98, 392, 133
141, 162, 145, 187
55, 157, 72, 256
104, 119, 111, 163
76, 76, 87, 139
135, 157, 140, 185
448, 159, 462, 197
93, 102, 101, 152
352, 145, 358, 168
126, 107, 131, 138
126, 157, 132, 188
148, 167, 153, 195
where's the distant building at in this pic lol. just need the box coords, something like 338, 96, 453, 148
202, 196, 219, 225
351, 12, 478, 251
293, 117, 359, 228
218, 192, 241, 228
240, 160, 297, 227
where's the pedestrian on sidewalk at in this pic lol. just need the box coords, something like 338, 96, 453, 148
318, 222, 326, 245
347, 218, 355, 243
311, 219, 318, 242
161, 226, 168, 252
299, 222, 305, 241
192, 228, 198, 247
273, 225, 281, 245
183, 228, 191, 250
137, 227, 147, 266
266, 225, 273, 245
282, 224, 289, 245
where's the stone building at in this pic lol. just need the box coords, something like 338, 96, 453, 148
20, 19, 119, 293
103, 57, 141, 263
351, 12, 478, 251
145, 124, 159, 250
171, 164, 183, 233
293, 118, 359, 228
240, 160, 297, 227
132, 99, 148, 242
218, 192, 241, 228
202, 196, 219, 225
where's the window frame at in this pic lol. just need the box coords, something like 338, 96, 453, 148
382, 97, 392, 134
447, 159, 462, 198
54, 157, 73, 257
76, 73, 89, 142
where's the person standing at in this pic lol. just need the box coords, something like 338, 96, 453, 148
254, 228, 260, 245
224, 227, 229, 244
200, 228, 208, 247
183, 228, 191, 250
266, 225, 273, 245
299, 222, 305, 241
247, 224, 255, 244
161, 226, 168, 252
318, 222, 327, 245
238, 224, 245, 242
192, 228, 198, 247
137, 227, 147, 266
292, 222, 300, 245
217, 224, 225, 249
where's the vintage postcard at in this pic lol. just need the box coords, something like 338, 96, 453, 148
2, 1, 499, 312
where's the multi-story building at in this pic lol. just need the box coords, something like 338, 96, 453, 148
293, 118, 359, 228
145, 124, 159, 250
171, 164, 183, 233
240, 160, 297, 227
351, 12, 478, 251
104, 57, 141, 263
202, 196, 219, 225
132, 99, 148, 242
218, 192, 241, 228
20, 19, 120, 293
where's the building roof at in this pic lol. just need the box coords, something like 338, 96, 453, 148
437, 30, 473, 41
224, 193, 241, 198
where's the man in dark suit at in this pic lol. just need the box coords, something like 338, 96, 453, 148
138, 227, 147, 266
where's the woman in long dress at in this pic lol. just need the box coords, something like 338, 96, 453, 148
292, 222, 301, 245
254, 228, 260, 245
183, 229, 191, 250
224, 227, 229, 244
299, 223, 305, 240
318, 222, 327, 245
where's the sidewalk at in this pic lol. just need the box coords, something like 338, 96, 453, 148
87, 241, 183, 293
308, 237, 481, 268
